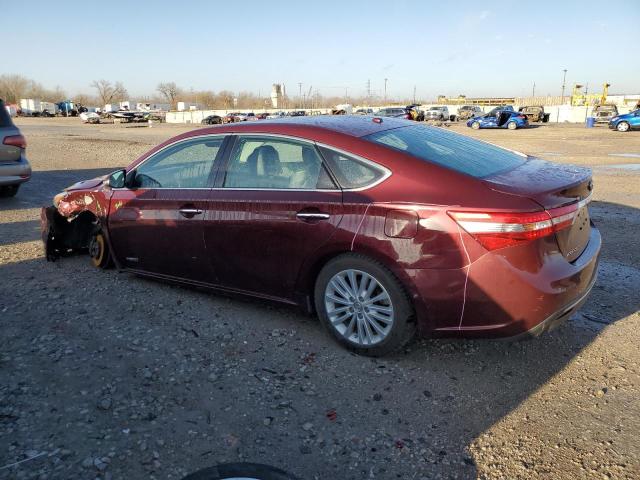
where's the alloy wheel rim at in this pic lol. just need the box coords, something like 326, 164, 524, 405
618, 122, 629, 131
89, 234, 104, 265
324, 269, 394, 346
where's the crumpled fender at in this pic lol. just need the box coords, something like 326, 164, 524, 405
55, 177, 111, 220
42, 177, 113, 261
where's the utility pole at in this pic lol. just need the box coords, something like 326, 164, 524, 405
384, 78, 388, 104
344, 87, 348, 103
561, 69, 568, 104
366, 79, 371, 105
298, 83, 302, 109
413, 85, 416, 104
532, 82, 536, 97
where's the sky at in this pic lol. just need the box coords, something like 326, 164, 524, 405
4, 0, 640, 101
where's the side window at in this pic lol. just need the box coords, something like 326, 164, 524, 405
319, 147, 387, 190
223, 136, 336, 190
134, 137, 223, 188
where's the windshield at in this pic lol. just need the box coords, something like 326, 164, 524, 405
364, 125, 527, 178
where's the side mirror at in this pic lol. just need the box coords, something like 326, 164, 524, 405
106, 169, 126, 189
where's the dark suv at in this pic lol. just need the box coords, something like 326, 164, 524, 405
0, 100, 31, 197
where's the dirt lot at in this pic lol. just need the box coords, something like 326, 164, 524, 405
1, 118, 639, 480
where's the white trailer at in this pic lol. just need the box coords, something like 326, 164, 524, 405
19, 98, 41, 115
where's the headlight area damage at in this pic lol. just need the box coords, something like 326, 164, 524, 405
40, 177, 110, 263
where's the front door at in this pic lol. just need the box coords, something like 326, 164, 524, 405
202, 135, 343, 300
108, 135, 226, 281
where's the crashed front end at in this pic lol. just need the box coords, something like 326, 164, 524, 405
40, 177, 110, 261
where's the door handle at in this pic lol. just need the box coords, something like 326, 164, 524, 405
296, 212, 330, 221
179, 208, 204, 218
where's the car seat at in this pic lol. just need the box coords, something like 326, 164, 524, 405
289, 146, 320, 189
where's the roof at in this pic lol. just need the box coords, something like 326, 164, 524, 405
212, 114, 409, 138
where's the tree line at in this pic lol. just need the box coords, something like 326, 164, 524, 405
1, 74, 403, 110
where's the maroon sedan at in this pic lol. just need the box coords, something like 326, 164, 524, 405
42, 116, 600, 356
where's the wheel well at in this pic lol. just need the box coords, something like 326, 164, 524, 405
53, 210, 99, 249
302, 250, 418, 319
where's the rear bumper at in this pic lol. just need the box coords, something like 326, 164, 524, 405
0, 158, 31, 186
508, 272, 596, 340
460, 226, 601, 337
408, 225, 601, 338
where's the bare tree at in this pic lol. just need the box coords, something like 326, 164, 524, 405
73, 93, 96, 106
215, 90, 235, 109
157, 82, 181, 108
0, 74, 31, 103
91, 79, 128, 107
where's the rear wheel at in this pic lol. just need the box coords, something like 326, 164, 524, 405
471, 121, 480, 130
507, 121, 518, 130
0, 185, 19, 197
617, 121, 630, 132
89, 229, 113, 269
315, 254, 415, 356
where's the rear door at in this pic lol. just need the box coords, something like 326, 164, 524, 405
107, 135, 227, 281
202, 135, 343, 300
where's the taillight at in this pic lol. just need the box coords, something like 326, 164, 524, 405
3, 134, 26, 149
448, 202, 584, 251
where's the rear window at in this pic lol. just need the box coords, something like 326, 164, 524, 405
364, 125, 527, 178
0, 102, 14, 128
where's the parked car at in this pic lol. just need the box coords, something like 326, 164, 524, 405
608, 109, 640, 132
223, 112, 245, 123
0, 99, 31, 197
456, 105, 483, 121
468, 109, 529, 130
486, 105, 514, 116
518, 106, 550, 123
355, 108, 374, 115
201, 115, 222, 125
593, 104, 618, 124
42, 116, 600, 356
375, 107, 411, 120
424, 106, 449, 121
256, 113, 269, 120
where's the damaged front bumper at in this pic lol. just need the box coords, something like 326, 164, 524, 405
40, 206, 97, 261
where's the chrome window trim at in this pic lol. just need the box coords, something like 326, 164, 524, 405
114, 132, 392, 193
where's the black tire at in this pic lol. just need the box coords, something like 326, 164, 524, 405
616, 121, 630, 132
89, 228, 113, 269
181, 463, 299, 480
0, 185, 19, 197
314, 253, 415, 356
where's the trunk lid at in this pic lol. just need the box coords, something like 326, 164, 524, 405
483, 157, 593, 261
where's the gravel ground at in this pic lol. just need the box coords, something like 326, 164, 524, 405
1, 118, 639, 480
